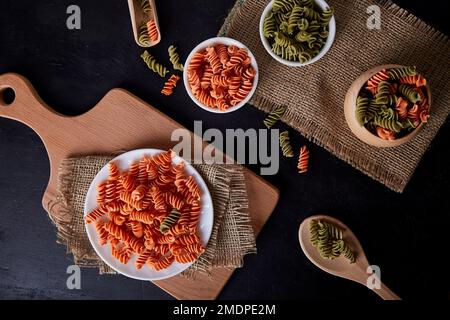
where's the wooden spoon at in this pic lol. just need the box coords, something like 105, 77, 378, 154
299, 215, 401, 300
127, 0, 162, 47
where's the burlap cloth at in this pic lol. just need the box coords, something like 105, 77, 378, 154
48, 156, 256, 277
219, 0, 450, 193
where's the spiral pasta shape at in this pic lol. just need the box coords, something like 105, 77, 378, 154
140, 51, 169, 78
85, 207, 106, 224
280, 131, 294, 158
97, 182, 107, 205
373, 116, 402, 133
273, 0, 296, 13
263, 13, 277, 38
168, 45, 184, 71
146, 20, 159, 42
140, 0, 151, 14
356, 96, 370, 126
309, 220, 355, 263
135, 250, 152, 270
298, 146, 309, 174
389, 66, 417, 81
398, 84, 422, 103
111, 246, 132, 265
263, 105, 287, 129
161, 74, 181, 96
138, 22, 150, 46
160, 209, 181, 234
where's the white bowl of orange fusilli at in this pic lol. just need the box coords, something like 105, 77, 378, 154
184, 37, 259, 113
84, 149, 214, 281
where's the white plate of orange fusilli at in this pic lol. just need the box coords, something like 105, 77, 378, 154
84, 149, 214, 281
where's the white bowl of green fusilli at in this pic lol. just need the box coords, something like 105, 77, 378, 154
260, 0, 336, 67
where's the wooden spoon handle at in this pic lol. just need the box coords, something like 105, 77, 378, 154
370, 282, 401, 300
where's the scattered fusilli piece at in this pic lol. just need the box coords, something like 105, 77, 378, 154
141, 51, 169, 78
161, 74, 181, 96
168, 45, 184, 71
279, 131, 294, 158
298, 146, 309, 174
263, 106, 287, 129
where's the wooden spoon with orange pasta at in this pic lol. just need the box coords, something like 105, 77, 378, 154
299, 215, 401, 300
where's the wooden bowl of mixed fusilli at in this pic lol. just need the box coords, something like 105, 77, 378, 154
345, 65, 432, 148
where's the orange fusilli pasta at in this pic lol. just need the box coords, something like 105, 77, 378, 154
187, 44, 256, 111
86, 151, 205, 271
298, 146, 310, 174
146, 20, 159, 42
161, 74, 181, 96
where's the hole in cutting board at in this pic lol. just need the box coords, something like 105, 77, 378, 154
0, 87, 16, 106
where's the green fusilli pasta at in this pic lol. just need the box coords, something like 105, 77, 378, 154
373, 116, 402, 133
320, 7, 334, 26
140, 0, 151, 14
398, 84, 421, 103
264, 13, 278, 38
138, 22, 150, 46
264, 106, 287, 129
389, 66, 417, 80
273, 0, 296, 13
280, 131, 294, 158
160, 209, 181, 234
309, 220, 356, 264
168, 45, 184, 71
288, 5, 303, 34
141, 51, 169, 78
379, 105, 397, 120
300, 0, 314, 8
356, 97, 370, 126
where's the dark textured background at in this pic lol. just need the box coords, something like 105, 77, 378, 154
0, 0, 449, 300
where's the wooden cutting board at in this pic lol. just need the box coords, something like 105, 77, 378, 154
0, 73, 279, 300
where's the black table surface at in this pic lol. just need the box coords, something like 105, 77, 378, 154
0, 0, 449, 300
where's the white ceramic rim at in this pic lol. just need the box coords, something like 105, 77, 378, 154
83, 149, 214, 281
183, 36, 259, 114
259, 0, 336, 67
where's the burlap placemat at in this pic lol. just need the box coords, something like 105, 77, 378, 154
48, 156, 256, 277
219, 0, 450, 193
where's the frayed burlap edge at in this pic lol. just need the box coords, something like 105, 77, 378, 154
217, 165, 257, 268
182, 164, 256, 279
218, 0, 449, 193
48, 157, 115, 274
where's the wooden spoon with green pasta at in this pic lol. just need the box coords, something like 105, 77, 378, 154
299, 215, 401, 300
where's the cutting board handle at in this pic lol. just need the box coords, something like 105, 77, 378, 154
0, 73, 62, 134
